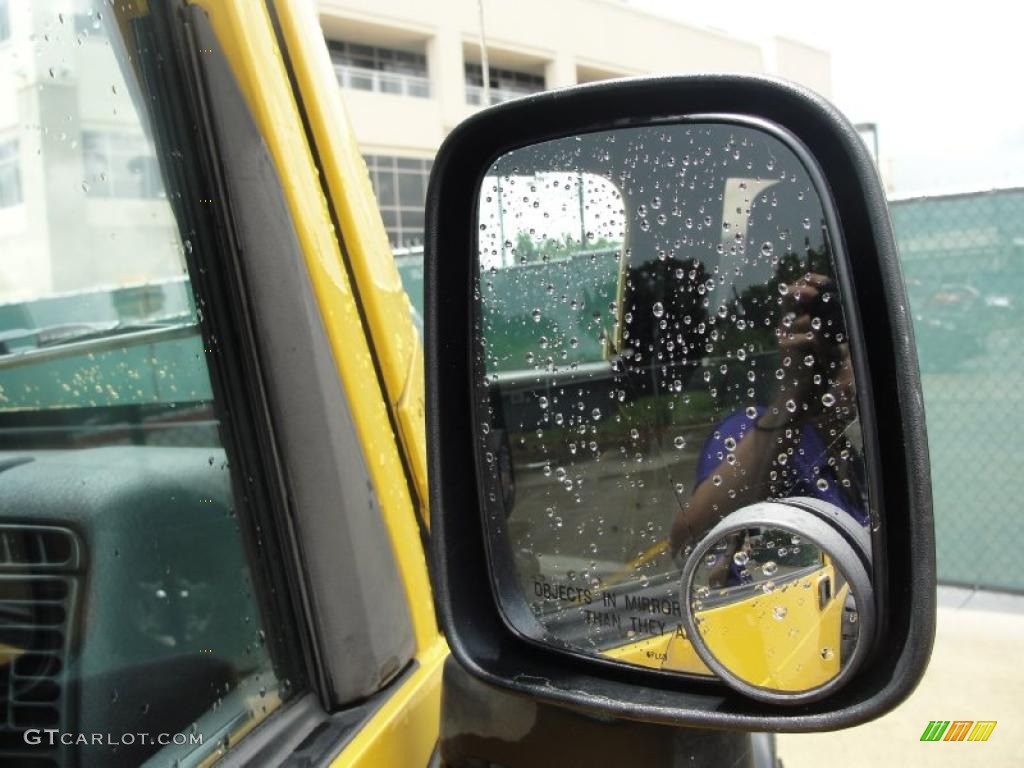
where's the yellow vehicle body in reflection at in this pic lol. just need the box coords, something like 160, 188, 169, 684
604, 632, 711, 675
606, 561, 844, 692
692, 561, 844, 691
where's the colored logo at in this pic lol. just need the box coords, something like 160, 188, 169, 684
920, 721, 997, 742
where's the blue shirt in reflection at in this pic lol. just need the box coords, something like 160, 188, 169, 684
695, 407, 868, 586
696, 406, 867, 524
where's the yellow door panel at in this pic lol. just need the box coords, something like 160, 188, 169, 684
605, 563, 846, 689
336, 640, 447, 768
604, 633, 711, 676
693, 564, 845, 691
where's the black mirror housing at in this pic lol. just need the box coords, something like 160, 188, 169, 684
424, 74, 935, 730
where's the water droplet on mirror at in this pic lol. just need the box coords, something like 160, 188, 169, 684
652, 302, 665, 318
531, 308, 542, 322
773, 606, 788, 621
816, 477, 830, 491
820, 647, 834, 660
673, 436, 686, 450
821, 393, 837, 408
733, 551, 749, 567
762, 561, 778, 577
538, 396, 549, 409
723, 437, 737, 451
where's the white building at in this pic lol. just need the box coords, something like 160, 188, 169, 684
0, 2, 183, 304
0, 0, 832, 303
321, 0, 832, 249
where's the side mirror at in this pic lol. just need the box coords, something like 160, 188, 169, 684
425, 75, 935, 730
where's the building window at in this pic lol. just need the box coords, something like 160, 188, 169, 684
465, 63, 544, 105
363, 154, 431, 249
82, 131, 163, 199
0, 139, 21, 207
329, 40, 430, 98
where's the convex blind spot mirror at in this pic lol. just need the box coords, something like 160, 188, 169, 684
426, 76, 934, 730
681, 499, 874, 703
473, 120, 879, 702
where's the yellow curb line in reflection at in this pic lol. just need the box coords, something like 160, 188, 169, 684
604, 538, 670, 589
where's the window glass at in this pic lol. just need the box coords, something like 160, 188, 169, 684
0, 139, 20, 207
0, 3, 299, 765
364, 153, 432, 248
397, 170, 423, 208
465, 63, 545, 105
82, 132, 162, 199
328, 40, 430, 98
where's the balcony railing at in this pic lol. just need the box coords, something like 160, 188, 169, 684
465, 83, 543, 106
334, 65, 430, 99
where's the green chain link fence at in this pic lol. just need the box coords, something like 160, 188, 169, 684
892, 187, 1024, 592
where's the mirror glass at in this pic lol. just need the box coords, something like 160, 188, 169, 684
687, 526, 861, 693
473, 120, 874, 681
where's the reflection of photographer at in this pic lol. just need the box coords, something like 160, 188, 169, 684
670, 272, 868, 554
706, 532, 755, 589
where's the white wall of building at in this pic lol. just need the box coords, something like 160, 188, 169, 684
319, 0, 832, 154
0, 4, 181, 304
